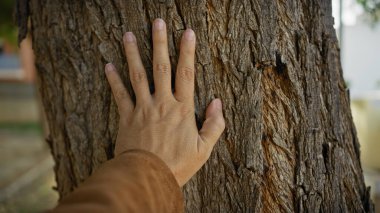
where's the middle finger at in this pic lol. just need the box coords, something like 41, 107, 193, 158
152, 18, 172, 98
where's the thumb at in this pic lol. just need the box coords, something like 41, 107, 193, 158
198, 99, 226, 148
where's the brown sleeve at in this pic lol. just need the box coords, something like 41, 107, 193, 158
50, 150, 184, 213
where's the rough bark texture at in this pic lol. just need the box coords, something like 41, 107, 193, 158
25, 0, 373, 212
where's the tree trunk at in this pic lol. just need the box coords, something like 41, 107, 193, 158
24, 0, 373, 212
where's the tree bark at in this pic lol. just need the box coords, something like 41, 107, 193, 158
24, 0, 373, 212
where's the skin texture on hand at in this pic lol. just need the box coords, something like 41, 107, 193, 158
104, 18, 225, 187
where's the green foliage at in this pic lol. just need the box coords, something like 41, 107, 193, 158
0, 0, 17, 47
357, 0, 380, 23
345, 79, 352, 89
0, 122, 43, 134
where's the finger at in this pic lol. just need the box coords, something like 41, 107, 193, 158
175, 29, 196, 104
123, 32, 151, 104
152, 18, 172, 98
198, 99, 225, 152
105, 63, 134, 114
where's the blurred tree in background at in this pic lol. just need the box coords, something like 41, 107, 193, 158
0, 0, 17, 49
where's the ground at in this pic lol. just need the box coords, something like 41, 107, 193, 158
0, 83, 57, 213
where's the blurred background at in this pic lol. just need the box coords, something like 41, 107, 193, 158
0, 0, 379, 212
0, 1, 58, 212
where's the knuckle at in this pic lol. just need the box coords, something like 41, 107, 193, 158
131, 70, 146, 83
134, 106, 150, 121
158, 103, 169, 117
115, 88, 129, 101
155, 100, 177, 118
156, 63, 171, 74
179, 105, 192, 118
178, 66, 194, 82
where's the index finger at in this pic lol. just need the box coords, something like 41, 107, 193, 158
105, 63, 134, 114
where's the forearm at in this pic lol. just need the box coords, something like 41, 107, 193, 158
50, 150, 184, 213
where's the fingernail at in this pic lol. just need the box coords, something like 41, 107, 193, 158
213, 98, 222, 110
184, 29, 195, 41
123, 32, 135, 43
105, 63, 115, 73
154, 18, 165, 30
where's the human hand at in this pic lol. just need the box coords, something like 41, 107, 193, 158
104, 18, 225, 187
